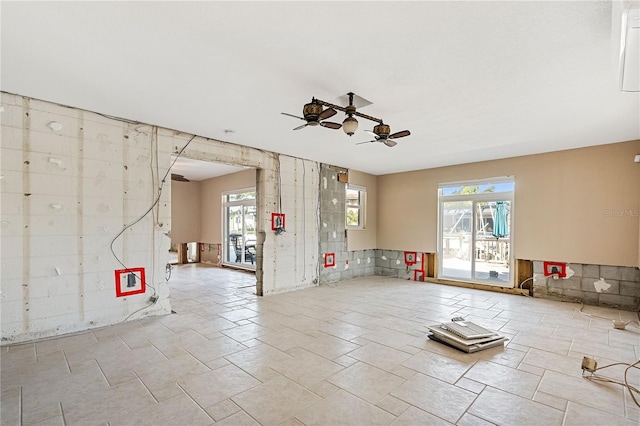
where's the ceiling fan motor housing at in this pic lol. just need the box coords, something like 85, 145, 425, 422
303, 102, 324, 123
374, 123, 391, 138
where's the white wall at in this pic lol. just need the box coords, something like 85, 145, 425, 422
1, 93, 172, 343
1, 93, 321, 343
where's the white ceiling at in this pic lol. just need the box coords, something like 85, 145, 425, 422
2, 1, 639, 177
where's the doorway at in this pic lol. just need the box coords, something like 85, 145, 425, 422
438, 178, 514, 286
222, 188, 257, 270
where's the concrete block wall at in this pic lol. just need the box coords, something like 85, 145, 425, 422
1, 93, 322, 343
1, 93, 172, 343
374, 249, 428, 281
318, 164, 347, 284
532, 261, 640, 310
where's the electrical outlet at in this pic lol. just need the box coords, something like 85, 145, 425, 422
581, 356, 597, 372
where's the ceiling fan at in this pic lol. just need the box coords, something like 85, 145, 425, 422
281, 99, 342, 130
357, 123, 411, 148
171, 174, 190, 182
284, 93, 411, 145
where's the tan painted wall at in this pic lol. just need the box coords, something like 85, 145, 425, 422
347, 170, 377, 251
170, 180, 201, 244
378, 140, 640, 267
199, 168, 256, 244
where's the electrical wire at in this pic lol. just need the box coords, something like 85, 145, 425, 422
577, 302, 640, 328
110, 134, 197, 318
582, 359, 640, 408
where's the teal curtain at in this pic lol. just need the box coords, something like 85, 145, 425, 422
492, 201, 509, 238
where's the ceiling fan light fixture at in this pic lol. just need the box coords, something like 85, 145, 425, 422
343, 115, 358, 136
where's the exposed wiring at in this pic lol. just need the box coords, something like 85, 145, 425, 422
110, 133, 197, 319
577, 302, 640, 328
582, 359, 640, 408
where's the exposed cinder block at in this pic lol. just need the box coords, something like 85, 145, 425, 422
600, 266, 622, 280
620, 281, 640, 297
567, 264, 583, 277
582, 264, 600, 278
565, 289, 598, 305
533, 261, 544, 274
620, 267, 640, 282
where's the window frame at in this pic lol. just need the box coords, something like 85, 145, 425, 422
345, 184, 366, 230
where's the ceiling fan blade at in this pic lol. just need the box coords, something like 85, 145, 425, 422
293, 123, 309, 130
171, 174, 190, 182
356, 140, 376, 145
365, 130, 377, 137
282, 112, 305, 120
319, 108, 337, 120
389, 130, 410, 139
384, 140, 398, 147
320, 121, 342, 129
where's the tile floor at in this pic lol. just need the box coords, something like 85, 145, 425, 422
1, 264, 639, 425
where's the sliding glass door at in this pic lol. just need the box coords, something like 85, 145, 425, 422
223, 189, 256, 270
439, 179, 514, 286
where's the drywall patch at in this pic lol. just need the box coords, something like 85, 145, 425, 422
332, 198, 338, 205
564, 266, 575, 279
323, 177, 327, 189
332, 231, 337, 239
593, 278, 612, 293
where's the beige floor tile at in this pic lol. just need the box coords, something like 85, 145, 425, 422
183, 335, 247, 363
464, 360, 541, 398
179, 364, 260, 408
348, 342, 413, 371
204, 398, 242, 421
270, 347, 344, 388
455, 413, 494, 426
509, 331, 572, 355
390, 373, 476, 423
375, 395, 410, 417
563, 401, 637, 425
538, 370, 626, 417
472, 346, 525, 369
468, 386, 563, 425
307, 379, 341, 398
30, 415, 66, 426
401, 349, 472, 384
62, 378, 156, 425
232, 375, 322, 425
214, 411, 260, 426
96, 343, 167, 386
296, 389, 396, 425
5, 266, 640, 426
532, 390, 567, 411
570, 338, 637, 364
521, 348, 584, 377
21, 361, 109, 425
298, 331, 362, 360
326, 361, 405, 404
1, 386, 21, 425
109, 394, 214, 426
135, 353, 210, 401
390, 406, 452, 425
455, 377, 486, 394
220, 322, 270, 342
224, 342, 293, 375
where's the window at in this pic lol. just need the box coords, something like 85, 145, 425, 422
346, 184, 366, 229
438, 177, 514, 287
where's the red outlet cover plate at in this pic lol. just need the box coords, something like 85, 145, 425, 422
542, 262, 566, 278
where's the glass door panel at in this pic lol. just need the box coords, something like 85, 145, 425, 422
474, 201, 511, 283
441, 201, 472, 280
